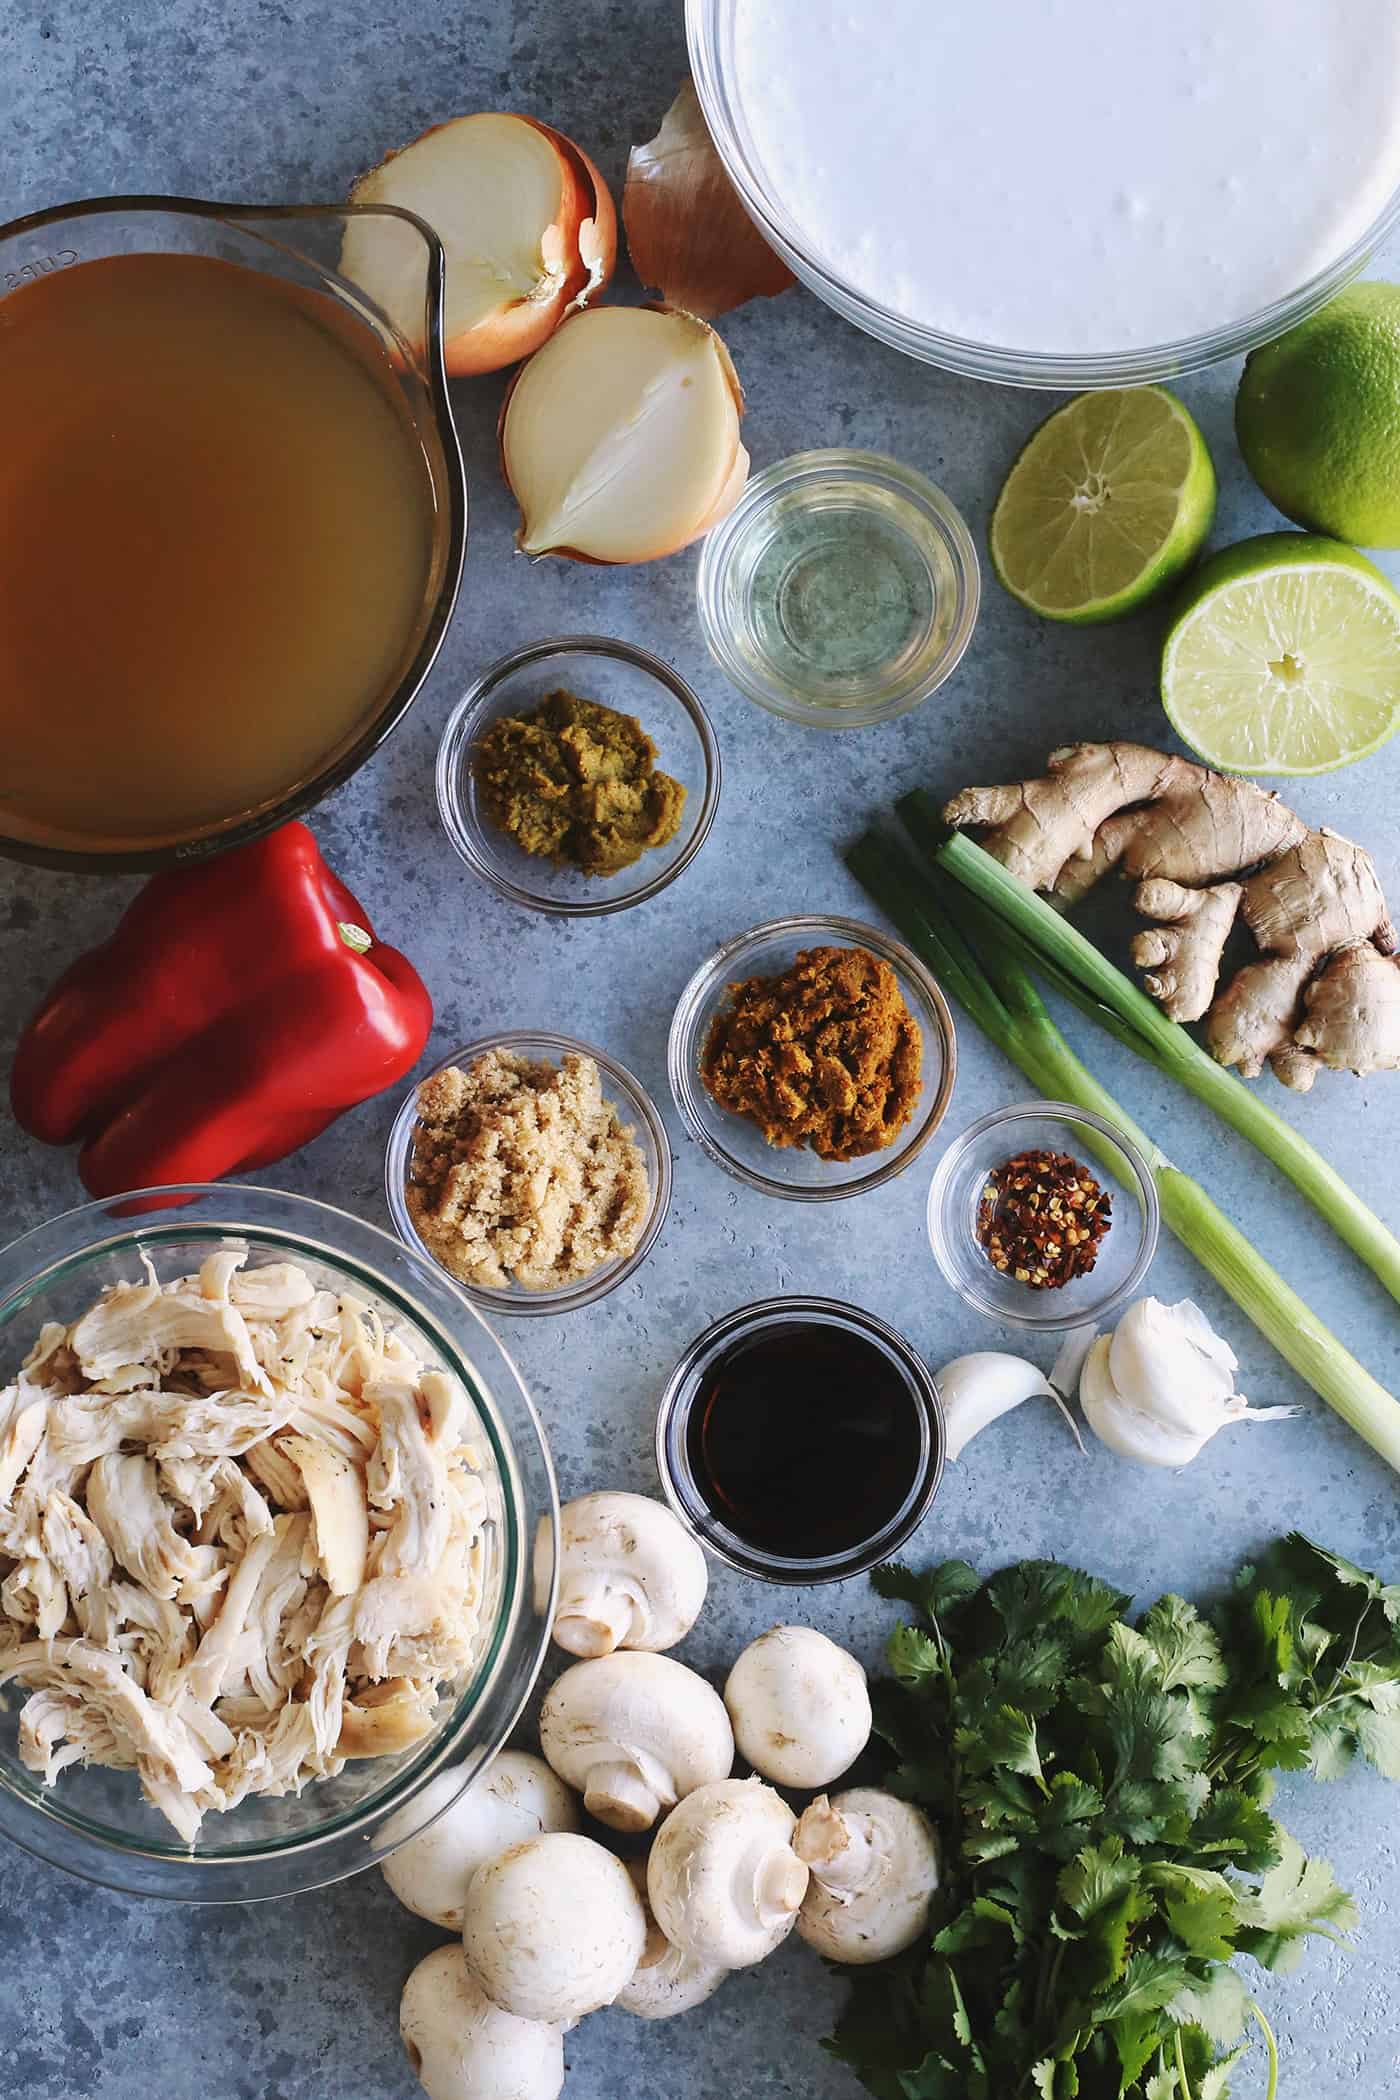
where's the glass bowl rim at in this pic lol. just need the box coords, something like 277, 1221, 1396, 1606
0, 193, 467, 872
926, 1100, 1162, 1331
668, 913, 958, 1201
0, 1182, 557, 1898
435, 632, 722, 917
686, 1, 1400, 388
695, 446, 981, 728
654, 1292, 946, 1583
385, 1029, 675, 1315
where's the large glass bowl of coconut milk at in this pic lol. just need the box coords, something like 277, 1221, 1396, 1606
689, 0, 1400, 386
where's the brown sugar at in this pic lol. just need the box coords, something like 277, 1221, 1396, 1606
407, 1049, 651, 1291
699, 945, 923, 1162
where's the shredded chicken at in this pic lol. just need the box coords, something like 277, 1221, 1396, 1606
0, 1249, 490, 1841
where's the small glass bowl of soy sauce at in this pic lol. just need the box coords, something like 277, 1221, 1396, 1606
655, 1296, 944, 1584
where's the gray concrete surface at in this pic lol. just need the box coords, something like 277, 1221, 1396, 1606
2, 4, 1399, 2096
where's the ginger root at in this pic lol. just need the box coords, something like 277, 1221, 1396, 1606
945, 742, 1400, 1090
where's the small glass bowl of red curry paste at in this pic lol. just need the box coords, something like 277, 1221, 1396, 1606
927, 1101, 1159, 1332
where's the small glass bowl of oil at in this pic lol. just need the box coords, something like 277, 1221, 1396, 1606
696, 448, 980, 728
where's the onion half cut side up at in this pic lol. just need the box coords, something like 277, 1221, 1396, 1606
500, 304, 749, 565
343, 111, 617, 376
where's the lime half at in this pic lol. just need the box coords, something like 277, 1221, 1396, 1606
990, 387, 1216, 623
1162, 533, 1400, 776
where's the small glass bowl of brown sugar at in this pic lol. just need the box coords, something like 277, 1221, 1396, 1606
668, 914, 957, 1200
385, 1031, 672, 1316
927, 1101, 1159, 1331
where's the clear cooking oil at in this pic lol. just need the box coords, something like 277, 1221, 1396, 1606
697, 449, 980, 727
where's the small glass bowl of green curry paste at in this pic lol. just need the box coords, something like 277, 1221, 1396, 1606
438, 636, 721, 916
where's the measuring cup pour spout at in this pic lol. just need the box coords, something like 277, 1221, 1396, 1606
0, 195, 466, 872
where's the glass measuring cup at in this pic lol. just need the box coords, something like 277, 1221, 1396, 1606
0, 197, 466, 872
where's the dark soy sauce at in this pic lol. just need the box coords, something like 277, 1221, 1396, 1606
685, 1320, 926, 1559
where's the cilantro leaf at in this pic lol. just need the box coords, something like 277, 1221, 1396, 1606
1144, 1865, 1240, 1962
1288, 1532, 1400, 1626
873, 1558, 982, 1623
1058, 1835, 1138, 1922
1304, 1704, 1358, 1781
1083, 1648, 1205, 1794
957, 1705, 1046, 1786
888, 1623, 946, 1689
1345, 1658, 1400, 1707
1355, 1704, 1400, 1780
1110, 2005, 1172, 2088
1185, 1789, 1281, 1873
1079, 1886, 1152, 1994
984, 1561, 1130, 1648
1138, 1594, 1228, 1694
1035, 1772, 1106, 1857
869, 1676, 926, 1755
1198, 2040, 1250, 2100
933, 1898, 1021, 1954
1170, 1962, 1249, 2045
1235, 1828, 1359, 1970
913, 1960, 980, 2068
889, 2048, 969, 2099
1092, 1948, 1193, 2025
886, 1752, 956, 1810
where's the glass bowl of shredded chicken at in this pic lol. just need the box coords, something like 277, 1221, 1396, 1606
0, 1185, 557, 1901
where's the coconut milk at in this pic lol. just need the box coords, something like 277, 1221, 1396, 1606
733, 0, 1400, 354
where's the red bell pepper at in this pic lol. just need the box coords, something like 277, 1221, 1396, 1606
10, 823, 433, 1198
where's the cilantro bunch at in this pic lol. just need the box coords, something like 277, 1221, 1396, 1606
827, 1534, 1400, 2100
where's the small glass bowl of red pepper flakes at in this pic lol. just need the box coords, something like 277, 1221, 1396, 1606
927, 1101, 1159, 1332
975, 1149, 1113, 1290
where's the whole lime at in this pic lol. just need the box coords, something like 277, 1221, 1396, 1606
1235, 282, 1400, 547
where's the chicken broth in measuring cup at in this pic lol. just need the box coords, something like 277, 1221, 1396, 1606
0, 251, 438, 855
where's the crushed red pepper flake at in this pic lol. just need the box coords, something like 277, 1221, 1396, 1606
974, 1147, 1112, 1290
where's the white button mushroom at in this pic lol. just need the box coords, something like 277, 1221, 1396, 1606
723, 1626, 872, 1789
535, 1492, 709, 1658
613, 1857, 729, 2021
795, 1788, 940, 1964
381, 1751, 581, 1930
647, 1777, 809, 1969
461, 1830, 647, 2026
539, 1651, 734, 1832
400, 1944, 564, 2100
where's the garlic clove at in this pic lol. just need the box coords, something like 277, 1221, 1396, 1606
623, 80, 796, 319
1048, 1325, 1098, 1401
500, 305, 748, 564
1171, 1297, 1241, 1377
936, 1352, 1055, 1461
344, 112, 616, 377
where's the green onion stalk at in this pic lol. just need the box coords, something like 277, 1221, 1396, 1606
899, 791, 1400, 1311
847, 830, 1400, 1476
